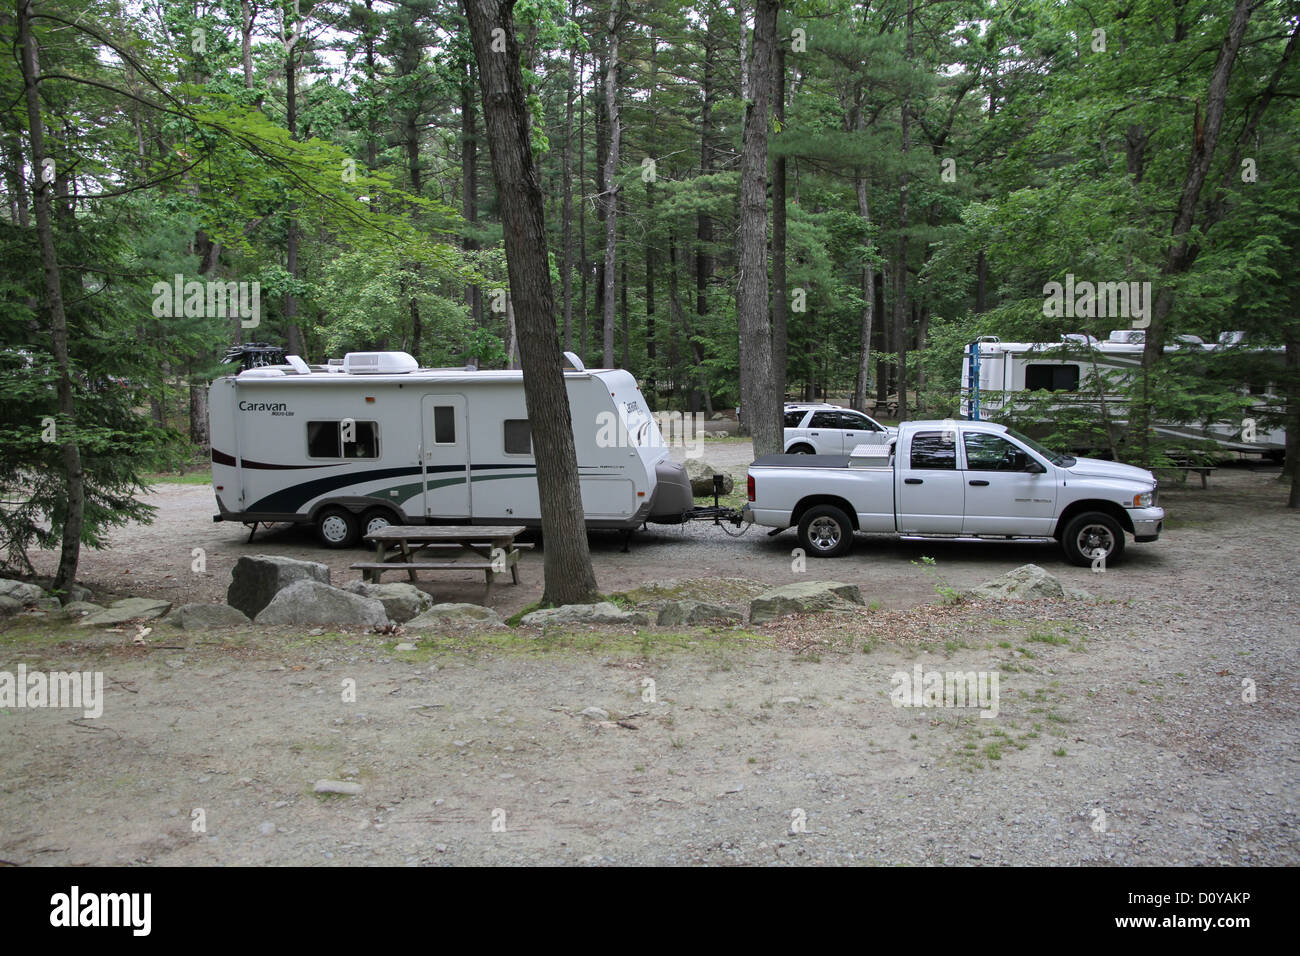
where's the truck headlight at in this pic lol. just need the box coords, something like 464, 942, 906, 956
1131, 491, 1154, 508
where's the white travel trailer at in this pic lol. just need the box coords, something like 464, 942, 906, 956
209, 351, 695, 546
960, 331, 1286, 459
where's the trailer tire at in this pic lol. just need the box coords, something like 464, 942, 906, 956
1061, 511, 1124, 568
798, 505, 854, 558
361, 508, 398, 538
316, 507, 360, 549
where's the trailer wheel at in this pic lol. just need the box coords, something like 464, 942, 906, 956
798, 505, 854, 558
361, 508, 397, 538
316, 507, 360, 549
1061, 511, 1124, 568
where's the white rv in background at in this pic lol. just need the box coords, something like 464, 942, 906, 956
960, 331, 1286, 459
209, 351, 694, 547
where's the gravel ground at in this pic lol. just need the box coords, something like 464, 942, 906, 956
1, 444, 1296, 865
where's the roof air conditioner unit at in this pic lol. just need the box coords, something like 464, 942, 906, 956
343, 351, 418, 374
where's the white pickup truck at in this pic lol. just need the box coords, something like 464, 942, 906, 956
743, 420, 1165, 566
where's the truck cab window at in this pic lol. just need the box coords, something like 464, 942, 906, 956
964, 433, 1027, 472
504, 419, 532, 455
910, 432, 957, 470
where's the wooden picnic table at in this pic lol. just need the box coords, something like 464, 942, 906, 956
351, 525, 529, 598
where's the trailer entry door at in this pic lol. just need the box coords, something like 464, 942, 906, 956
421, 394, 470, 518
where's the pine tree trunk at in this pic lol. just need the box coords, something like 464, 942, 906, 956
560, 14, 577, 351
18, 0, 83, 590
736, 0, 781, 456
464, 0, 599, 606
771, 43, 788, 408
601, 3, 622, 369
853, 175, 875, 412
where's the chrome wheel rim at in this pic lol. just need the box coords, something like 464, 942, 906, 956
321, 514, 350, 543
1076, 523, 1115, 558
808, 516, 842, 551
365, 515, 391, 535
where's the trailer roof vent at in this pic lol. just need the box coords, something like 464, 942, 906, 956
342, 351, 418, 374
1108, 329, 1144, 343
563, 350, 586, 372
1218, 330, 1246, 346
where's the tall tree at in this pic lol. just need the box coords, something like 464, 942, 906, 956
736, 0, 781, 454
16, 0, 83, 590
464, 0, 598, 605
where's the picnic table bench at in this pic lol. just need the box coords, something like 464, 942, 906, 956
351, 525, 530, 598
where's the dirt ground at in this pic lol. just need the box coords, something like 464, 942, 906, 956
1, 445, 1297, 865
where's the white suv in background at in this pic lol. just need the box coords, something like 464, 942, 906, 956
783, 403, 897, 455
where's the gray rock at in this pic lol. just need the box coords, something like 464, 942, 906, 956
0, 595, 23, 615
342, 581, 433, 623
34, 598, 61, 612
581, 707, 610, 720
256, 581, 387, 628
685, 459, 735, 497
406, 603, 502, 628
0, 579, 46, 604
77, 597, 173, 626
520, 602, 649, 628
655, 600, 743, 627
965, 564, 1090, 602
59, 601, 105, 618
313, 779, 363, 796
258, 822, 276, 836
171, 603, 251, 629
227, 554, 331, 620
748, 580, 864, 624
394, 642, 417, 652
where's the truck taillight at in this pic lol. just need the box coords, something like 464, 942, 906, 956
747, 475, 755, 502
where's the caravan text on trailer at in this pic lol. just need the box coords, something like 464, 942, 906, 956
209, 351, 695, 547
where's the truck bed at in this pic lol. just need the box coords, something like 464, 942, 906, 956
751, 453, 891, 469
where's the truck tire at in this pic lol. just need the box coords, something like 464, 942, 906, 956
1061, 511, 1124, 568
316, 506, 360, 549
787, 444, 816, 455
798, 504, 854, 558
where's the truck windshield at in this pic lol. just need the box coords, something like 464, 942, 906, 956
1003, 427, 1075, 467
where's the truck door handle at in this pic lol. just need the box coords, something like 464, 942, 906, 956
904, 478, 923, 485
969, 479, 990, 486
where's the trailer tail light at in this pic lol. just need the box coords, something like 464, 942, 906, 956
747, 475, 755, 502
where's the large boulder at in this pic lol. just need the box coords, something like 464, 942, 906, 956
406, 603, 503, 629
255, 580, 387, 628
684, 459, 735, 497
0, 579, 46, 604
171, 603, 252, 629
520, 602, 649, 628
965, 564, 1091, 602
342, 581, 433, 623
748, 580, 864, 624
61, 584, 94, 605
0, 596, 24, 616
655, 600, 743, 627
227, 555, 331, 619
77, 597, 173, 626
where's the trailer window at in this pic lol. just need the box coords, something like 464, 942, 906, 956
910, 431, 957, 470
307, 420, 379, 459
504, 419, 532, 455
343, 421, 379, 459
1025, 363, 1079, 391
432, 406, 456, 445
